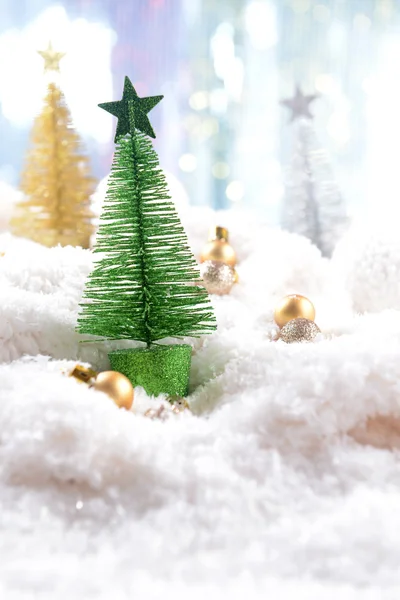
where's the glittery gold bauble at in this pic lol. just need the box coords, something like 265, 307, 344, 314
274, 294, 315, 328
200, 226, 236, 267
91, 371, 134, 410
167, 395, 190, 413
200, 260, 235, 295
279, 318, 320, 343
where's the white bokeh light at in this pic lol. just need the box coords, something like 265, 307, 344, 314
189, 91, 209, 111
0, 5, 115, 143
226, 180, 244, 202
179, 153, 197, 172
245, 1, 278, 50
210, 22, 243, 102
365, 35, 400, 223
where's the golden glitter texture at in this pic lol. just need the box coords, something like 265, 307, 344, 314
11, 51, 96, 248
167, 395, 190, 413
274, 294, 315, 328
279, 318, 320, 343
200, 260, 235, 295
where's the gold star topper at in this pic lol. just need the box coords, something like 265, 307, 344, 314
38, 42, 65, 73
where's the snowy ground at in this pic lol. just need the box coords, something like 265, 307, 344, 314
2, 206, 400, 599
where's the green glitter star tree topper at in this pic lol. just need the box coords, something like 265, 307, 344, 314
77, 77, 216, 397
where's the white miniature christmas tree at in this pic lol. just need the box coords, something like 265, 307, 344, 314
281, 86, 348, 257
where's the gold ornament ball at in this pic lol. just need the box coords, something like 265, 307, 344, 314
91, 371, 134, 410
279, 318, 320, 343
200, 260, 235, 295
274, 294, 315, 328
200, 226, 236, 267
200, 240, 236, 267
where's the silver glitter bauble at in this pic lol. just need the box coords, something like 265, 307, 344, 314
200, 260, 235, 295
279, 317, 320, 343
167, 395, 190, 413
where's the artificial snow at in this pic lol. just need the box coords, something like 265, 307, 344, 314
1, 206, 400, 599
333, 222, 400, 313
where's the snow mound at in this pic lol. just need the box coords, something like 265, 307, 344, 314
333, 224, 400, 313
1, 208, 400, 598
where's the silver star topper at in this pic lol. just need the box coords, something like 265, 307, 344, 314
280, 85, 318, 121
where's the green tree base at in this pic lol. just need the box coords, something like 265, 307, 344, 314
108, 345, 192, 397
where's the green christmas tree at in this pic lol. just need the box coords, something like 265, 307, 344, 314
77, 77, 216, 397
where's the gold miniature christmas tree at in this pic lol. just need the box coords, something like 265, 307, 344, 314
11, 43, 96, 248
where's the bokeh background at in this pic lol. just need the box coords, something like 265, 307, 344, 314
0, 0, 399, 224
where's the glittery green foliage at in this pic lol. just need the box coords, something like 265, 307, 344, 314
77, 132, 216, 345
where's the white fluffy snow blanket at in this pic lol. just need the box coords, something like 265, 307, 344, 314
1, 209, 400, 599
